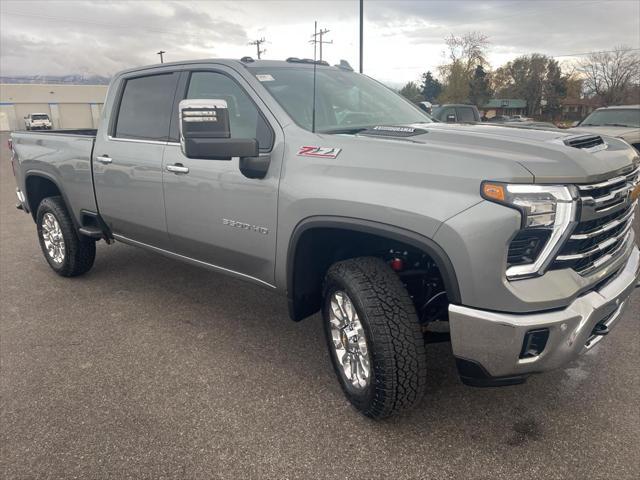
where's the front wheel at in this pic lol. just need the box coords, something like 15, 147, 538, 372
36, 196, 96, 277
323, 257, 427, 419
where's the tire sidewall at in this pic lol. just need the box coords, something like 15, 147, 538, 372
323, 276, 377, 412
36, 200, 72, 274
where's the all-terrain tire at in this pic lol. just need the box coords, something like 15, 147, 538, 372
323, 257, 427, 419
36, 196, 96, 277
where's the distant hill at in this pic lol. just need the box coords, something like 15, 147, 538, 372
0, 75, 111, 85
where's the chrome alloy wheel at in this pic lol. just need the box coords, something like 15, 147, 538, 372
41, 212, 65, 264
329, 291, 371, 389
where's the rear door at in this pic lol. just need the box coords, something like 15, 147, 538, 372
162, 67, 283, 286
93, 71, 180, 249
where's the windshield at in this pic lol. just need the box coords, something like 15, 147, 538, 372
249, 66, 432, 132
581, 108, 640, 128
32, 114, 49, 120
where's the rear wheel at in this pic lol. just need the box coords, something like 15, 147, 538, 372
36, 196, 95, 277
323, 257, 427, 419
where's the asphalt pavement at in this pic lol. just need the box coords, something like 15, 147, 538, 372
1, 132, 639, 479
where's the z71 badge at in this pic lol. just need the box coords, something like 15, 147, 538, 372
297, 146, 342, 159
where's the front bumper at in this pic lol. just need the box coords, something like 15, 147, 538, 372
449, 245, 640, 385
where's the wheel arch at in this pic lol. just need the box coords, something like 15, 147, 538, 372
286, 216, 461, 321
24, 172, 77, 228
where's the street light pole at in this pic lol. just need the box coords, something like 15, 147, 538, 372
359, 0, 363, 73
157, 50, 166, 63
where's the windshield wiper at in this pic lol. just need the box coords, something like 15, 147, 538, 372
320, 127, 371, 135
601, 123, 633, 127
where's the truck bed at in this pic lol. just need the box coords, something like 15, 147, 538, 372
11, 129, 98, 224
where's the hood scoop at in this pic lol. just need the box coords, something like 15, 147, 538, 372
564, 134, 606, 151
359, 125, 428, 138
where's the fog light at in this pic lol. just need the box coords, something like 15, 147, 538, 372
520, 328, 550, 359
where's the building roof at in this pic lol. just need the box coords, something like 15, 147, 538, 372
482, 99, 527, 108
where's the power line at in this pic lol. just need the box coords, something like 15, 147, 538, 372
553, 48, 640, 58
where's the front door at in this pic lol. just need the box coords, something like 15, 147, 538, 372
93, 71, 180, 249
162, 68, 282, 286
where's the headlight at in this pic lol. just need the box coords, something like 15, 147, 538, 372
481, 182, 578, 280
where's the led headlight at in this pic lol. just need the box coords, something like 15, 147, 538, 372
481, 182, 578, 280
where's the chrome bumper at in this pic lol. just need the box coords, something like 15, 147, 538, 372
449, 246, 640, 381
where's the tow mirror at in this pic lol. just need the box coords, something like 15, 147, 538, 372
179, 99, 258, 160
446, 114, 456, 123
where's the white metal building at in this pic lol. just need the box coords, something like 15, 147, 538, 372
0, 83, 109, 131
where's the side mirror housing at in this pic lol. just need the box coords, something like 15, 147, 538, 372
179, 99, 258, 160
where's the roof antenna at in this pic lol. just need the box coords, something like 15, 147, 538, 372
311, 20, 318, 133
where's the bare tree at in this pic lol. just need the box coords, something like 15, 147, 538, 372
444, 32, 490, 75
438, 32, 490, 103
579, 46, 640, 105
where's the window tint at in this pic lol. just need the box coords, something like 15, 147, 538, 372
115, 73, 178, 140
186, 71, 273, 150
440, 107, 457, 121
457, 107, 476, 123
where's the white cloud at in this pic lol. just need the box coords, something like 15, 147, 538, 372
1, 0, 638, 84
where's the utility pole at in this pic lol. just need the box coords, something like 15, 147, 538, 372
310, 27, 332, 61
359, 0, 363, 72
157, 50, 166, 63
249, 38, 266, 59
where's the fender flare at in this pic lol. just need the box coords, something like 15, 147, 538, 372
24, 171, 79, 228
286, 216, 461, 318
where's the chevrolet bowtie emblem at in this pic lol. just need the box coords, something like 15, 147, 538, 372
632, 183, 640, 202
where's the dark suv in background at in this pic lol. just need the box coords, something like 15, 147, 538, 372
431, 104, 481, 123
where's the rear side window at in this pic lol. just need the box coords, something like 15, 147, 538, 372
439, 107, 457, 121
457, 107, 476, 123
114, 73, 179, 141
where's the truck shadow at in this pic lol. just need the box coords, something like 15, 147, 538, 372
90, 241, 609, 443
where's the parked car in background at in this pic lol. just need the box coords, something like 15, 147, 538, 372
486, 115, 511, 123
431, 104, 481, 123
418, 101, 432, 114
509, 114, 531, 122
572, 105, 640, 151
24, 113, 52, 130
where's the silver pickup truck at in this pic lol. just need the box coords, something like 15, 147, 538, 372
9, 58, 640, 419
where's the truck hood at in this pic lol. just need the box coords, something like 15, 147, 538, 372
350, 123, 639, 183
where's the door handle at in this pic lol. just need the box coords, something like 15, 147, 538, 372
96, 155, 112, 164
166, 164, 189, 174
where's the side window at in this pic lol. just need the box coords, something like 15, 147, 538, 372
457, 107, 476, 123
186, 71, 274, 150
114, 73, 178, 141
441, 107, 457, 121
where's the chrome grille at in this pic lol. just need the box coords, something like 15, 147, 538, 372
552, 165, 639, 276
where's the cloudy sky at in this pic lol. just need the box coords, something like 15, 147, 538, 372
1, 0, 639, 85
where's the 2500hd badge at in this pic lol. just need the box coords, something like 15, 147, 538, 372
223, 218, 270, 235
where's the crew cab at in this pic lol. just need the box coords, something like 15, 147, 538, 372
9, 58, 640, 419
24, 113, 52, 130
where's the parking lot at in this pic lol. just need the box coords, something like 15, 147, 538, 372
0, 131, 638, 479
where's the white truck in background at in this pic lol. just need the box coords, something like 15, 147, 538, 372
24, 113, 52, 130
